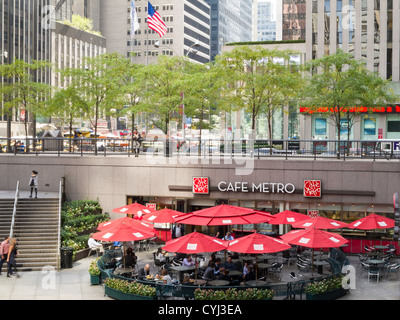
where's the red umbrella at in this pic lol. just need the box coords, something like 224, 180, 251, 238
112, 203, 156, 219
143, 208, 186, 224
174, 204, 273, 226
283, 228, 348, 249
347, 213, 395, 230
228, 232, 291, 254
268, 210, 309, 225
162, 231, 228, 254
162, 231, 228, 280
291, 216, 348, 230
98, 217, 154, 232
228, 232, 291, 280
143, 208, 186, 242
92, 220, 155, 242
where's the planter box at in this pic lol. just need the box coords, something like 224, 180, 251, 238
306, 288, 348, 300
104, 286, 157, 300
90, 274, 101, 285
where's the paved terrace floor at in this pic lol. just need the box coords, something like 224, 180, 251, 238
0, 250, 399, 300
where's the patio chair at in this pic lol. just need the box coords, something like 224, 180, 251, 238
364, 245, 375, 253
269, 263, 283, 281
296, 262, 311, 277
385, 263, 400, 280
360, 261, 370, 277
368, 265, 380, 283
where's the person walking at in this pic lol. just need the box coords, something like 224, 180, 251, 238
29, 170, 38, 198
132, 130, 142, 157
7, 238, 18, 277
0, 236, 10, 275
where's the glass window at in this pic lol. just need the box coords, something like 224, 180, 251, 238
364, 118, 376, 135
340, 119, 349, 135
315, 118, 327, 136
388, 121, 400, 132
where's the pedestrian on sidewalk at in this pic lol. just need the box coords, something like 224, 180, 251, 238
7, 238, 18, 277
0, 236, 10, 275
29, 170, 38, 198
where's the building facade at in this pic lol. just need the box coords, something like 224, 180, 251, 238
204, 0, 253, 61
255, 0, 278, 41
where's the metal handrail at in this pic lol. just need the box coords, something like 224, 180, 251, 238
9, 181, 20, 239
56, 179, 62, 270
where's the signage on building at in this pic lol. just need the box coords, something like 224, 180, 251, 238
307, 210, 319, 218
217, 181, 296, 194
193, 177, 210, 194
303, 180, 322, 198
300, 105, 400, 114
146, 203, 157, 210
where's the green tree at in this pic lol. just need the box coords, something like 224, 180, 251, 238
0, 59, 52, 145
300, 49, 398, 157
140, 55, 184, 135
183, 61, 221, 154
60, 53, 129, 153
215, 46, 302, 142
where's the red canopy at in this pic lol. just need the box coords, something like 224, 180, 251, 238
347, 213, 395, 230
112, 203, 156, 219
174, 204, 273, 226
162, 231, 228, 254
268, 210, 309, 225
291, 216, 348, 230
92, 219, 155, 242
143, 208, 186, 224
282, 228, 348, 249
97, 217, 154, 232
227, 232, 291, 254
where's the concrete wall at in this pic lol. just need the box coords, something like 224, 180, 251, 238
0, 155, 399, 217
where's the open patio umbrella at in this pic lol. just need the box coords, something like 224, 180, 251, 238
347, 213, 395, 247
292, 216, 348, 230
162, 231, 228, 280
143, 208, 186, 242
93, 220, 155, 242
112, 203, 156, 220
227, 232, 291, 281
347, 213, 394, 230
282, 228, 349, 274
97, 217, 155, 232
174, 204, 274, 226
268, 210, 309, 225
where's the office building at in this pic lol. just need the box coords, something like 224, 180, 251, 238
255, 0, 278, 41
282, 0, 306, 40
204, 0, 253, 61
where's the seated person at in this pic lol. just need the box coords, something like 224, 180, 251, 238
182, 255, 195, 267
214, 258, 222, 275
223, 232, 234, 241
217, 268, 231, 281
182, 275, 193, 285
161, 269, 173, 285
203, 261, 216, 281
138, 264, 151, 280
122, 247, 137, 268
155, 247, 167, 265
223, 256, 236, 271
243, 265, 256, 282
88, 234, 104, 255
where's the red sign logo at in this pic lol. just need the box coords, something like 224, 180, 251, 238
193, 177, 209, 194
304, 180, 321, 198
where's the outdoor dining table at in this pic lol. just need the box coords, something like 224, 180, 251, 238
366, 259, 385, 265
313, 260, 330, 274
373, 245, 389, 252
113, 267, 134, 277
170, 265, 196, 283
192, 279, 207, 286
226, 270, 243, 277
208, 279, 230, 286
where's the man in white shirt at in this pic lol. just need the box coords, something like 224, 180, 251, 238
88, 234, 104, 256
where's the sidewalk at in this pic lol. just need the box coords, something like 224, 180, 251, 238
0, 252, 399, 300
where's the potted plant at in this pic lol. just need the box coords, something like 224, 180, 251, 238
89, 258, 101, 285
305, 275, 348, 300
104, 278, 157, 300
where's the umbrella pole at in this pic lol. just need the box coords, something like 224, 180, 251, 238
255, 255, 258, 281
195, 253, 198, 281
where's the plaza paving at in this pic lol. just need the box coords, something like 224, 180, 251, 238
0, 250, 399, 300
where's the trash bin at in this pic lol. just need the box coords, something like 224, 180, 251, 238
60, 247, 74, 269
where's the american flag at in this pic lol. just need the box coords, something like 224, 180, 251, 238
147, 1, 167, 37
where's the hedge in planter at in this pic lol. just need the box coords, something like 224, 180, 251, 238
305, 275, 348, 300
103, 278, 157, 300
194, 288, 275, 300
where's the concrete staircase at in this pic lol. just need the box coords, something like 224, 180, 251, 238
0, 198, 60, 273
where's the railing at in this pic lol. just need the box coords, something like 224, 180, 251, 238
9, 181, 20, 239
1, 137, 400, 161
56, 179, 63, 271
